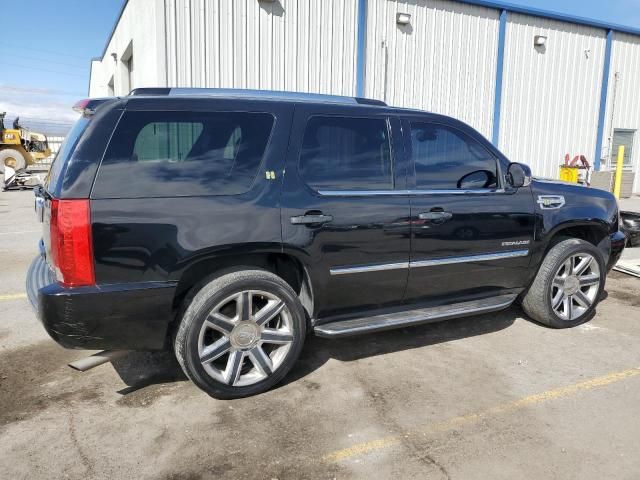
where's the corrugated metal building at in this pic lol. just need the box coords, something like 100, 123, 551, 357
88, 0, 640, 194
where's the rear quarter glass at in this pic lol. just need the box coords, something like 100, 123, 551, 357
45, 117, 90, 194
92, 110, 275, 199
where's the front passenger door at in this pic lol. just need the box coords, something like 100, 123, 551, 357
403, 119, 535, 303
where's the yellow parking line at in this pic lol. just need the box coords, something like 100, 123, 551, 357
0, 293, 27, 301
323, 367, 640, 462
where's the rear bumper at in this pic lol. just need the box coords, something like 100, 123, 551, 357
26, 255, 177, 350
607, 230, 626, 272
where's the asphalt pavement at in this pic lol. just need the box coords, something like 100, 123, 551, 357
1, 189, 640, 480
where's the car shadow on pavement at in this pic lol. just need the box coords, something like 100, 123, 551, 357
108, 306, 522, 395
280, 306, 520, 389
110, 350, 188, 395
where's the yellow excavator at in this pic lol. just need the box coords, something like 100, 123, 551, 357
1, 112, 51, 189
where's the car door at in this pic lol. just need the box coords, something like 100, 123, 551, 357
402, 117, 535, 303
281, 104, 409, 319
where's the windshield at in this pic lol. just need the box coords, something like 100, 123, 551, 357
45, 116, 90, 193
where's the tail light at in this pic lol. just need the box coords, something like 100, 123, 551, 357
49, 199, 95, 287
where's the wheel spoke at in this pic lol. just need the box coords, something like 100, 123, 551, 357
200, 338, 231, 364
206, 312, 235, 335
579, 274, 599, 287
563, 296, 573, 320
573, 290, 592, 308
261, 328, 294, 344
552, 276, 565, 288
574, 256, 593, 276
236, 292, 252, 321
224, 350, 245, 385
551, 289, 565, 310
254, 299, 285, 327
563, 258, 573, 276
249, 345, 273, 376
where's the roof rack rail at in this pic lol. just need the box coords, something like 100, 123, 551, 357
129, 87, 387, 106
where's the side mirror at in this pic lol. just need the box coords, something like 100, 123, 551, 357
506, 162, 532, 188
457, 170, 495, 190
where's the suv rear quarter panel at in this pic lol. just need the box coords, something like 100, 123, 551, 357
90, 98, 293, 285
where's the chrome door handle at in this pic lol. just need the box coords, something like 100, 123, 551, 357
290, 213, 334, 225
418, 211, 452, 221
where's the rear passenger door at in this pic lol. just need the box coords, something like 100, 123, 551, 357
281, 105, 409, 319
402, 118, 535, 303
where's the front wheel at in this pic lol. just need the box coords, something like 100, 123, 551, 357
174, 269, 306, 399
522, 238, 605, 328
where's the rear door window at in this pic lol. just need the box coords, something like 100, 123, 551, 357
93, 110, 274, 198
298, 116, 393, 191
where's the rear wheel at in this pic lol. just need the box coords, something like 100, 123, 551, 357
522, 238, 605, 328
0, 148, 27, 174
174, 269, 306, 399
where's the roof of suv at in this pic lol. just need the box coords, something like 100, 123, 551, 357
129, 87, 387, 107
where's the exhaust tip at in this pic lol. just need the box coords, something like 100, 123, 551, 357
68, 350, 129, 372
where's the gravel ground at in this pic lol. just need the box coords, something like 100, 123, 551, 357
1, 189, 640, 480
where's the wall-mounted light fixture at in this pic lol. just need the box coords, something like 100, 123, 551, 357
396, 12, 411, 25
534, 35, 548, 47
110, 52, 118, 62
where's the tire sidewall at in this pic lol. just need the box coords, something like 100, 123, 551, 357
179, 271, 306, 399
543, 240, 606, 327
0, 148, 27, 173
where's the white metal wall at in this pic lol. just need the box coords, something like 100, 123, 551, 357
89, 0, 166, 97
164, 0, 359, 96
603, 32, 640, 193
364, 0, 500, 139
498, 13, 607, 179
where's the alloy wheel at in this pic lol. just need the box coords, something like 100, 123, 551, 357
550, 253, 600, 321
197, 290, 294, 387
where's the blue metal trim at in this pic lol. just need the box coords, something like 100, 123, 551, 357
492, 9, 507, 146
457, 0, 640, 37
594, 30, 614, 171
356, 0, 367, 97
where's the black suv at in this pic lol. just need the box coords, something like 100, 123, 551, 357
27, 89, 626, 398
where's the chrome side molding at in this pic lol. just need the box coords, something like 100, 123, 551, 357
329, 249, 529, 276
330, 261, 409, 275
318, 188, 507, 197
409, 249, 529, 268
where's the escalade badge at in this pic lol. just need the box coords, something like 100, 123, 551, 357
502, 240, 530, 246
537, 195, 565, 210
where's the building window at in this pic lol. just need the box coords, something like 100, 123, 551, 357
126, 56, 133, 93
610, 129, 635, 169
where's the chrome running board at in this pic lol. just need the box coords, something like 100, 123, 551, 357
314, 294, 517, 338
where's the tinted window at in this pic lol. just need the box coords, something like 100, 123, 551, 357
45, 117, 90, 192
93, 111, 274, 198
299, 116, 393, 191
410, 122, 498, 190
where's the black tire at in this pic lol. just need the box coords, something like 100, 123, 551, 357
174, 269, 306, 399
522, 238, 605, 328
0, 148, 27, 174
